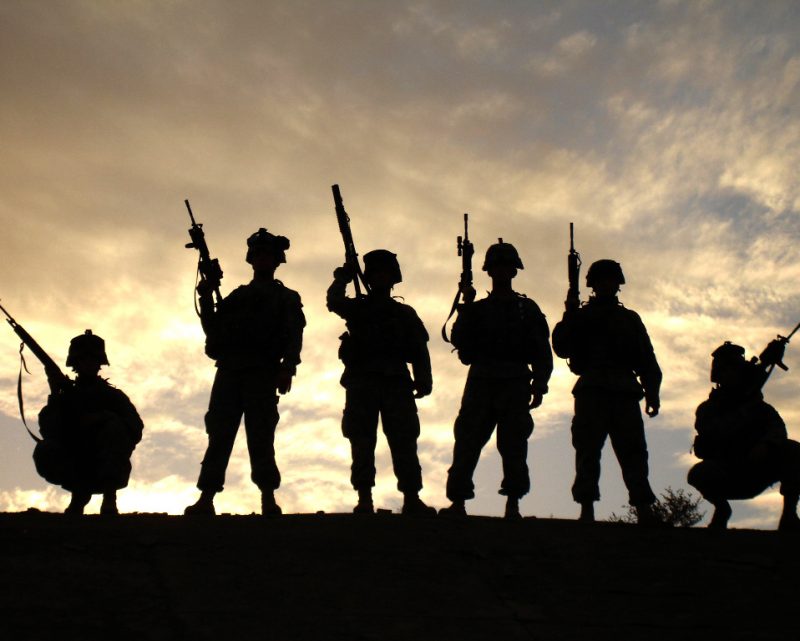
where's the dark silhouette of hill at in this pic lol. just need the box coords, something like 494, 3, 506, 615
0, 511, 796, 640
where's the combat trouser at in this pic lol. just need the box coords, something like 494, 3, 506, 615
197, 366, 281, 493
446, 376, 534, 501
570, 390, 656, 506
341, 375, 423, 493
688, 439, 800, 501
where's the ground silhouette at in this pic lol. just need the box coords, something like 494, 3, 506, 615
0, 511, 796, 640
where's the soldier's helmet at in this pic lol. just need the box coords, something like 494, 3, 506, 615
586, 259, 625, 288
246, 228, 290, 264
363, 249, 402, 284
482, 241, 524, 271
710, 341, 746, 384
66, 330, 109, 367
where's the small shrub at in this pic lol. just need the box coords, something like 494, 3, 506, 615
608, 487, 705, 527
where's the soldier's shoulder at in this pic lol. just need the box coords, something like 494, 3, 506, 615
274, 280, 303, 304
391, 298, 424, 322
515, 293, 544, 313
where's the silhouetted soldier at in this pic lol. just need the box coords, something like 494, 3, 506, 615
552, 259, 661, 524
688, 341, 800, 530
185, 229, 305, 516
440, 242, 553, 519
327, 250, 435, 515
34, 330, 143, 515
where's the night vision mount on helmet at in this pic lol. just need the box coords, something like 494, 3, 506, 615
246, 228, 290, 265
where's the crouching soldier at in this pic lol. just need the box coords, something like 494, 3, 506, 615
552, 259, 661, 524
440, 242, 553, 520
327, 250, 435, 515
688, 341, 800, 530
185, 228, 305, 516
34, 330, 144, 515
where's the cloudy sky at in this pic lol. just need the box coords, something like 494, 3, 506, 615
1, 0, 799, 528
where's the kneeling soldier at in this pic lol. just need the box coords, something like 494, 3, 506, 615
35, 331, 144, 515
688, 341, 800, 530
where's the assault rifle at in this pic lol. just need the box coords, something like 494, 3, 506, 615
184, 199, 223, 312
757, 320, 800, 381
331, 184, 370, 297
1, 301, 70, 441
566, 222, 582, 312
441, 213, 474, 343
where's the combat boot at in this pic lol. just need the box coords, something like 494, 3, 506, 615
439, 500, 467, 518
64, 491, 92, 516
353, 488, 374, 514
261, 491, 282, 516
100, 491, 119, 516
708, 501, 732, 530
578, 502, 595, 523
504, 497, 522, 521
184, 491, 216, 516
635, 503, 664, 528
401, 493, 436, 517
779, 495, 800, 531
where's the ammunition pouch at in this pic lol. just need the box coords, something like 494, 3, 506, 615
338, 332, 353, 366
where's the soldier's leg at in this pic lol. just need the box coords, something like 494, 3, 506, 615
242, 369, 282, 492
778, 440, 800, 530
65, 491, 92, 516
571, 393, 609, 512
380, 380, 423, 494
445, 377, 497, 504
381, 381, 435, 515
196, 368, 245, 494
495, 379, 535, 514
607, 398, 657, 507
687, 460, 734, 528
342, 380, 380, 501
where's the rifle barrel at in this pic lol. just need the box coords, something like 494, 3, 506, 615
184, 199, 197, 226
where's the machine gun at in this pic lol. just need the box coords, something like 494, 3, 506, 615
331, 184, 370, 297
1, 301, 70, 441
184, 199, 223, 313
441, 213, 474, 343
565, 222, 582, 312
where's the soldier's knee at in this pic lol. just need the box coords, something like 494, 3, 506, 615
687, 463, 707, 492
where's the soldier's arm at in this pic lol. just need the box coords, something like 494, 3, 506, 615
280, 291, 306, 377
408, 311, 432, 398
528, 306, 553, 408
632, 312, 662, 416
326, 267, 357, 319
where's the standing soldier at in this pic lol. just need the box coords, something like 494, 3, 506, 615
35, 330, 144, 515
327, 250, 435, 515
184, 228, 305, 516
440, 242, 553, 519
688, 341, 800, 530
552, 259, 661, 524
